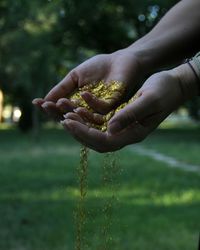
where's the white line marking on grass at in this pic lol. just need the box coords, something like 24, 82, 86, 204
130, 146, 200, 173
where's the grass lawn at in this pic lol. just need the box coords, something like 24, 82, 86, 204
0, 126, 199, 250
142, 126, 200, 165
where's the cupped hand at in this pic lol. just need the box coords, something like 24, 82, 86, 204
32, 48, 144, 120
60, 65, 197, 152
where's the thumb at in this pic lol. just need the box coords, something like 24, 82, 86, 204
44, 70, 78, 102
108, 93, 156, 134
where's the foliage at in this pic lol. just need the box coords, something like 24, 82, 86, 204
0, 0, 180, 131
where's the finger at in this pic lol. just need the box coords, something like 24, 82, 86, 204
62, 118, 149, 152
63, 112, 85, 124
74, 107, 104, 125
44, 71, 78, 102
56, 98, 77, 113
61, 117, 98, 150
111, 121, 148, 146
32, 98, 45, 106
61, 121, 88, 148
62, 119, 109, 152
108, 93, 161, 135
81, 91, 113, 115
106, 88, 125, 103
112, 112, 169, 147
41, 101, 63, 120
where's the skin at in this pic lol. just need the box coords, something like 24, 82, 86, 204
32, 0, 200, 151
32, 51, 143, 119
60, 62, 199, 152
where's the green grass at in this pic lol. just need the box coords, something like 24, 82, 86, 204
0, 127, 199, 250
142, 127, 200, 165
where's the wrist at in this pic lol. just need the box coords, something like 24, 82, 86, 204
171, 62, 199, 101
124, 36, 165, 75
112, 45, 154, 77
127, 40, 156, 74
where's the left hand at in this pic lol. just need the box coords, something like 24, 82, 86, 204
61, 65, 198, 152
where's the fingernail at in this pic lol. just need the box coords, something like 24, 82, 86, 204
81, 91, 90, 99
41, 103, 48, 109
32, 99, 44, 105
80, 91, 87, 96
74, 107, 83, 112
73, 108, 78, 113
108, 121, 122, 134
61, 119, 73, 130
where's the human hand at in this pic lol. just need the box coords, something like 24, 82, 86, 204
32, 48, 144, 120
60, 63, 199, 152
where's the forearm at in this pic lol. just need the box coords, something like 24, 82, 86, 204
129, 0, 200, 73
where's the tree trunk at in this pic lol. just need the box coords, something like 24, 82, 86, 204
31, 105, 41, 141
18, 98, 33, 132
0, 89, 3, 123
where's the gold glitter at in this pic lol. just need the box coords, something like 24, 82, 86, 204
69, 80, 138, 131
99, 152, 119, 250
69, 80, 125, 111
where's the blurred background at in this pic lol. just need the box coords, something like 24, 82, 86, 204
0, 0, 199, 250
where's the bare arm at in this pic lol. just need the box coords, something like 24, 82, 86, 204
33, 0, 200, 122
127, 0, 200, 72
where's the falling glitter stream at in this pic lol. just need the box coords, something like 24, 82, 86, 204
99, 153, 119, 250
75, 149, 119, 250
70, 80, 137, 249
75, 146, 89, 250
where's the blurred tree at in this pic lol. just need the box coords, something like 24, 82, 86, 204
0, 89, 3, 123
4, 0, 196, 133
186, 98, 200, 121
57, 0, 179, 55
0, 0, 60, 131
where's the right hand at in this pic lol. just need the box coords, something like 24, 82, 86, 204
32, 48, 145, 120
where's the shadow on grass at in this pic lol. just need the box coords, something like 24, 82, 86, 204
0, 128, 199, 250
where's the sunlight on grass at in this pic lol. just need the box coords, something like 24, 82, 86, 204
159, 115, 200, 129
0, 128, 199, 250
1, 185, 199, 207
122, 188, 200, 206
154, 189, 200, 205
0, 123, 14, 130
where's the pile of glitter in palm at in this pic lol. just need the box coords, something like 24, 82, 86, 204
69, 80, 137, 131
